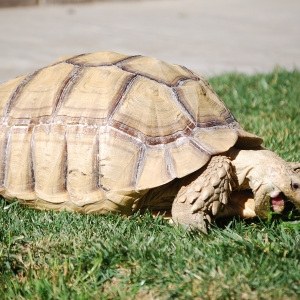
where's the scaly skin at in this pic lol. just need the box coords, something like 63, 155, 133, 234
171, 148, 300, 232
171, 156, 236, 233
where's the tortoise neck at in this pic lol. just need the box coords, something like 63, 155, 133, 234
228, 148, 258, 191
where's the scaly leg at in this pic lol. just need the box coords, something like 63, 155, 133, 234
171, 156, 236, 233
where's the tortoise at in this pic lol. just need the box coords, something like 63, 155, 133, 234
0, 51, 299, 233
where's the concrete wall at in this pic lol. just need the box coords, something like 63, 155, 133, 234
0, 0, 38, 7
0, 0, 138, 8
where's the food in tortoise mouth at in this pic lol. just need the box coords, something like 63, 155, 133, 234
0, 51, 299, 233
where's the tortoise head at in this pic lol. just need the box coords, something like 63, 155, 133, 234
247, 150, 300, 218
231, 149, 300, 219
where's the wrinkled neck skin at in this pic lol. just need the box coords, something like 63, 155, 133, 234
228, 147, 300, 219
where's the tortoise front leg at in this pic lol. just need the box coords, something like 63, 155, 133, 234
171, 156, 236, 233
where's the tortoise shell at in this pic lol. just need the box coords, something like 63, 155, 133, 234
0, 51, 262, 213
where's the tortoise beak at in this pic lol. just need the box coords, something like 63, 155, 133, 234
254, 179, 300, 218
253, 185, 286, 219
253, 188, 271, 219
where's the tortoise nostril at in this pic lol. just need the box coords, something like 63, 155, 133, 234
291, 182, 299, 191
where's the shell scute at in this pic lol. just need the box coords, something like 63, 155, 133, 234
5, 63, 75, 125
118, 56, 195, 86
193, 128, 238, 155
33, 124, 69, 203
56, 66, 134, 123
3, 126, 35, 200
0, 74, 28, 119
175, 79, 233, 126
66, 125, 105, 206
135, 146, 173, 190
99, 128, 141, 191
111, 76, 192, 138
168, 139, 210, 178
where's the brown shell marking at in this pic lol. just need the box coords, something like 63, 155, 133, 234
0, 51, 262, 211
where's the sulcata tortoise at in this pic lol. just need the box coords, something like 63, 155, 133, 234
0, 51, 299, 232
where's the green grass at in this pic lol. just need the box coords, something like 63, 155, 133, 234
1, 69, 300, 299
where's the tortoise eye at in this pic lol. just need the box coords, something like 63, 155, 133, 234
291, 181, 299, 191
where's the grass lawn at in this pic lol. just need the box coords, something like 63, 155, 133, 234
1, 69, 300, 299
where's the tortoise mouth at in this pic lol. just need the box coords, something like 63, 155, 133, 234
270, 192, 286, 213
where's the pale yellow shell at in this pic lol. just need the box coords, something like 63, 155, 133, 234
0, 51, 262, 213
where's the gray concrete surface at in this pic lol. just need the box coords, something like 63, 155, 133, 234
0, 0, 300, 84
